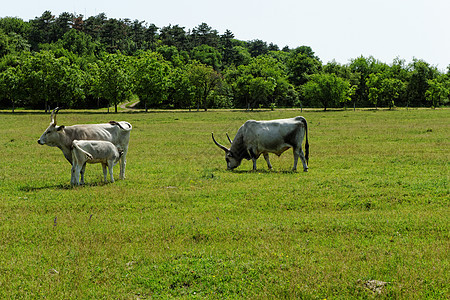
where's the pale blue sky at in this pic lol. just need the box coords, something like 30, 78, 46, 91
3, 0, 449, 70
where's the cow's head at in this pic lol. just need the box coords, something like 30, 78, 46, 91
37, 107, 65, 146
212, 133, 241, 170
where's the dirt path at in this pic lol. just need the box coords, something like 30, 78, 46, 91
119, 100, 140, 111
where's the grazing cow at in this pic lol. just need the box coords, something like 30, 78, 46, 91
71, 140, 122, 185
212, 116, 309, 171
37, 108, 132, 182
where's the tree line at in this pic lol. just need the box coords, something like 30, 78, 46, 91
0, 11, 449, 112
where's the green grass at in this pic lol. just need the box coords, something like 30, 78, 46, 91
0, 108, 448, 299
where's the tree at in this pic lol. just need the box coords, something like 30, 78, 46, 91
0, 17, 30, 37
349, 56, 387, 107
100, 18, 130, 53
20, 50, 85, 110
0, 66, 22, 111
0, 29, 9, 57
134, 52, 171, 111
287, 52, 321, 87
59, 29, 98, 56
0, 17, 30, 54
247, 39, 268, 57
159, 25, 188, 50
220, 29, 236, 66
28, 11, 56, 50
426, 76, 449, 108
248, 76, 276, 109
191, 23, 219, 48
97, 53, 133, 112
51, 12, 74, 41
167, 66, 195, 109
224, 55, 291, 109
324, 60, 359, 109
190, 44, 222, 70
302, 73, 351, 111
187, 62, 221, 111
83, 13, 107, 40
381, 77, 404, 109
407, 59, 439, 107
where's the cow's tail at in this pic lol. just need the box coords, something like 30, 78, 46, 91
297, 116, 309, 164
304, 119, 309, 164
109, 121, 132, 131
72, 141, 93, 160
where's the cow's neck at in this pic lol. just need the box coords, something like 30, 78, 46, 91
230, 132, 251, 161
57, 144, 73, 164
57, 127, 76, 164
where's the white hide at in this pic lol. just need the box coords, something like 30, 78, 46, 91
213, 116, 309, 172
71, 140, 122, 185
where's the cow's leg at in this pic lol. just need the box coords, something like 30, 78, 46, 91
108, 161, 115, 183
71, 164, 78, 185
102, 163, 108, 182
292, 150, 299, 172
72, 164, 83, 185
263, 153, 273, 170
294, 147, 308, 172
119, 148, 128, 180
299, 149, 308, 172
80, 163, 86, 184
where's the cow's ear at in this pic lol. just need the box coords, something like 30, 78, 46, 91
57, 125, 65, 131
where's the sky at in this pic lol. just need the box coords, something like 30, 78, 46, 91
3, 0, 449, 70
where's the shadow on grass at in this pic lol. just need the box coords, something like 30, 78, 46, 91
19, 181, 111, 191
230, 169, 300, 174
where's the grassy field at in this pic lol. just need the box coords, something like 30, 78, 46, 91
0, 108, 448, 299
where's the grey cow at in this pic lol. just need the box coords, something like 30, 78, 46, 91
38, 108, 132, 182
71, 140, 122, 185
212, 116, 309, 172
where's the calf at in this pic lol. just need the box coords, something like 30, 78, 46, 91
71, 140, 123, 185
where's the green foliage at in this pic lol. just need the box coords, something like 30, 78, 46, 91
287, 51, 321, 87
97, 53, 133, 112
224, 55, 295, 109
407, 59, 439, 106
426, 76, 450, 107
0, 65, 22, 111
0, 11, 449, 110
133, 52, 170, 111
190, 44, 222, 71
367, 73, 404, 109
58, 29, 98, 57
187, 62, 221, 111
302, 73, 351, 110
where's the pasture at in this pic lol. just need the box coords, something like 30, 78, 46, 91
0, 108, 448, 299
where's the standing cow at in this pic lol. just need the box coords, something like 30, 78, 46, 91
71, 140, 122, 185
37, 108, 132, 182
212, 116, 309, 171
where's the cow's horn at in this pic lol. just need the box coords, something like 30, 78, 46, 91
212, 133, 229, 152
51, 107, 60, 124
226, 132, 233, 144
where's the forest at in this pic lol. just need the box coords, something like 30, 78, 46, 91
0, 11, 449, 112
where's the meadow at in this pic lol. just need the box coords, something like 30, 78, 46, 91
0, 108, 448, 299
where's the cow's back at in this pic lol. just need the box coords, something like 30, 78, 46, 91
241, 117, 304, 152
66, 122, 131, 151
